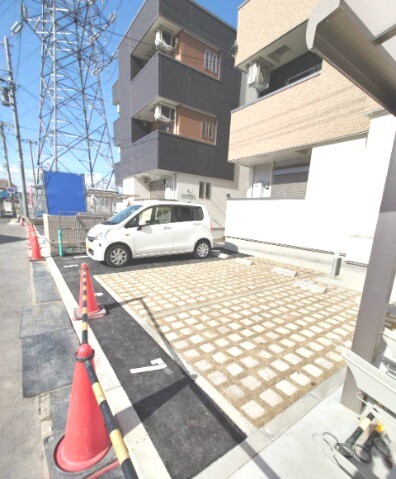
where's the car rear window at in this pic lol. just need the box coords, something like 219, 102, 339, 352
173, 206, 203, 222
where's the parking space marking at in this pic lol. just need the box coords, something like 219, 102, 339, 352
130, 358, 167, 374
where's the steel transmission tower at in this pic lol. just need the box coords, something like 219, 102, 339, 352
24, 0, 117, 189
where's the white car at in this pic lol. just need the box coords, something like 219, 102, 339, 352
86, 200, 213, 268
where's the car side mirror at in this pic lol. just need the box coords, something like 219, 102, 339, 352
137, 219, 147, 231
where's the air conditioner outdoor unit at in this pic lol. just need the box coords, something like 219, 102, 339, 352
155, 29, 174, 53
154, 105, 173, 123
247, 61, 270, 92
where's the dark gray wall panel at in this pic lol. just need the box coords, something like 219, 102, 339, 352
112, 80, 119, 105
114, 132, 160, 183
122, 0, 160, 54
132, 119, 152, 143
130, 55, 160, 115
158, 55, 219, 115
159, 0, 236, 49
113, 119, 120, 146
158, 133, 234, 180
115, 132, 234, 182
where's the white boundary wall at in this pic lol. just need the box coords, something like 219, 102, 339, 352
225, 115, 396, 264
122, 166, 251, 237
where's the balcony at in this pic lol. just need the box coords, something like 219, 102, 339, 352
130, 53, 220, 119
114, 131, 232, 183
229, 61, 377, 162
235, 0, 318, 67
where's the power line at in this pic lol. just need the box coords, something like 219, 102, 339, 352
19, 0, 119, 190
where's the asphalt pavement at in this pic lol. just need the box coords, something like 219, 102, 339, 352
0, 217, 46, 479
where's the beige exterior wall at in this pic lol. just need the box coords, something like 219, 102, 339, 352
175, 30, 220, 79
235, 0, 317, 67
229, 61, 379, 161
176, 106, 216, 144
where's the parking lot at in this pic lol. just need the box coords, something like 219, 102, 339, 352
93, 252, 359, 428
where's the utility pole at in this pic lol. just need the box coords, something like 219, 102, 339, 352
4, 36, 29, 218
0, 122, 16, 217
23, 139, 38, 188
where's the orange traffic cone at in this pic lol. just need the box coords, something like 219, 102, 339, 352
30, 231, 44, 261
74, 262, 106, 320
55, 343, 111, 472
26, 225, 33, 247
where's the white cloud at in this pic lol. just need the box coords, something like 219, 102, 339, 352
0, 165, 36, 190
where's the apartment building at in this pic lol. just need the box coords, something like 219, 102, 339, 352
225, 0, 396, 264
112, 0, 249, 235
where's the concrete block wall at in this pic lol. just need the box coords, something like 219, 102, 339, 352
43, 214, 108, 256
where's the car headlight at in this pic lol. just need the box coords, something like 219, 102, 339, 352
96, 230, 109, 240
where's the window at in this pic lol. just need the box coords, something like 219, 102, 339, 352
205, 182, 211, 199
139, 207, 154, 224
207, 122, 215, 141
204, 49, 211, 70
201, 120, 215, 142
155, 105, 176, 134
154, 206, 171, 224
201, 120, 216, 141
162, 30, 174, 47
173, 206, 203, 222
201, 120, 207, 139
211, 53, 218, 74
204, 49, 219, 75
160, 106, 175, 121
130, 208, 154, 228
199, 182, 211, 199
199, 182, 205, 199
108, 204, 142, 225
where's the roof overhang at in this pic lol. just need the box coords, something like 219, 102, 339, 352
306, 0, 396, 115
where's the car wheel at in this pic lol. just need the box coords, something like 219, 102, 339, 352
194, 239, 211, 259
105, 244, 131, 268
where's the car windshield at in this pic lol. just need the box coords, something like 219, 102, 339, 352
103, 204, 143, 225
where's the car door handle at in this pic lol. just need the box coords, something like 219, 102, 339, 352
163, 226, 171, 230
194, 222, 201, 225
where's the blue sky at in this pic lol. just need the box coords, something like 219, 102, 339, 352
0, 0, 241, 190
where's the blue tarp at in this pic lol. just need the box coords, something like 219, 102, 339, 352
0, 191, 9, 199
44, 171, 86, 215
